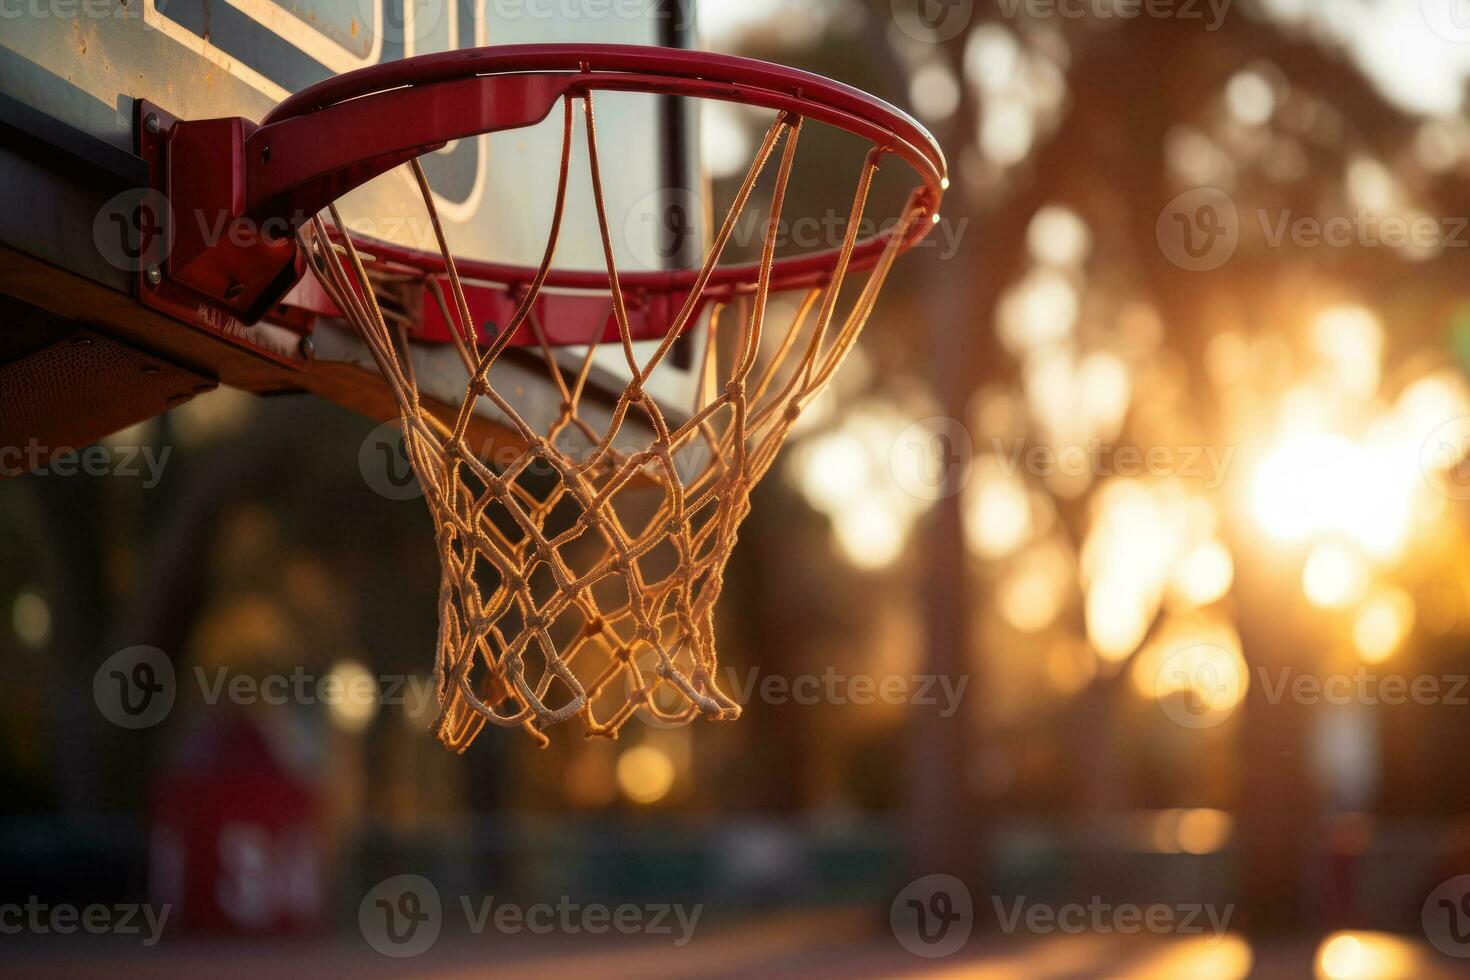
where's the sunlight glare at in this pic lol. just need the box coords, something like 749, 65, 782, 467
1302, 542, 1370, 609
998, 542, 1073, 633
1130, 612, 1248, 721
1315, 932, 1419, 980
1026, 205, 1092, 267
1311, 305, 1382, 398
964, 460, 1033, 560
1251, 433, 1414, 561
1171, 539, 1235, 608
1352, 586, 1415, 663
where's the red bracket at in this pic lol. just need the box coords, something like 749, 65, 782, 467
134, 101, 306, 370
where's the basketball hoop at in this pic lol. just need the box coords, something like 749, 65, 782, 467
148, 45, 947, 750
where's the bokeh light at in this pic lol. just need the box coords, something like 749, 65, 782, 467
1352, 586, 1415, 663
12, 589, 50, 650
1301, 542, 1370, 609
616, 745, 676, 805
1314, 932, 1420, 980
325, 660, 379, 734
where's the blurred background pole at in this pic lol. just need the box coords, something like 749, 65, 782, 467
1234, 542, 1323, 935
899, 21, 987, 888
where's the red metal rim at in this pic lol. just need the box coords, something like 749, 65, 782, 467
264, 44, 948, 297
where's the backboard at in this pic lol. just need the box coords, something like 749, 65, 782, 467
0, 0, 703, 464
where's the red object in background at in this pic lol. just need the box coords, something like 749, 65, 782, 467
150, 718, 324, 933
